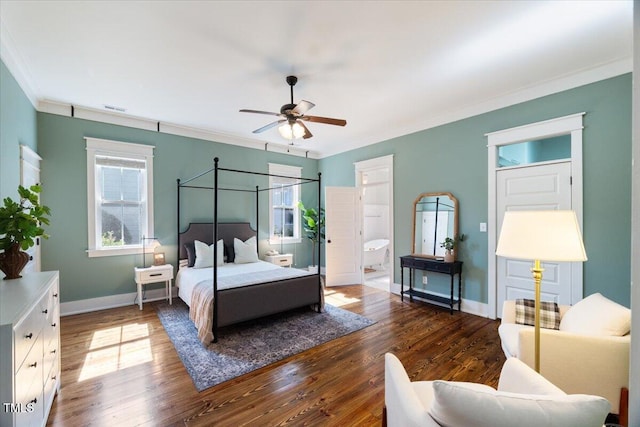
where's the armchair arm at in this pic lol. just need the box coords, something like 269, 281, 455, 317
518, 328, 630, 413
498, 358, 565, 395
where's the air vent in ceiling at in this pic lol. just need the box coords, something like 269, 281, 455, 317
104, 104, 126, 113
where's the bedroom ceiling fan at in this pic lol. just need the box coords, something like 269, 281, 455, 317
239, 75, 347, 141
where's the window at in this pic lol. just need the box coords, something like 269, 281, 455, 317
269, 163, 301, 244
86, 137, 154, 257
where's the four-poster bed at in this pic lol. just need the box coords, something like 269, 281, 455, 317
176, 158, 323, 343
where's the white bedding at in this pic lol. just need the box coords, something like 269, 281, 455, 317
176, 260, 313, 307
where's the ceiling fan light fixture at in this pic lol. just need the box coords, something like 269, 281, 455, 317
278, 121, 305, 140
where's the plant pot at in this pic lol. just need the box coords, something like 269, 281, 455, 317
0, 242, 30, 280
444, 250, 455, 263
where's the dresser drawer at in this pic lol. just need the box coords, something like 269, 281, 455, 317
14, 294, 47, 370
14, 372, 43, 427
15, 332, 43, 407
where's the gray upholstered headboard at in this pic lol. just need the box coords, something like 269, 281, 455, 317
178, 222, 256, 262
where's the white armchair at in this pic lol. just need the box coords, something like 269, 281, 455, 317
384, 353, 610, 427
497, 294, 630, 420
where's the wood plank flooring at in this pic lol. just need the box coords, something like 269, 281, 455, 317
47, 286, 505, 426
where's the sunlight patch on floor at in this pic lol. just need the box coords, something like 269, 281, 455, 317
79, 323, 152, 381
324, 289, 361, 307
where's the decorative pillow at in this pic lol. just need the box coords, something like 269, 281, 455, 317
515, 299, 560, 330
193, 239, 224, 268
184, 242, 196, 267
559, 292, 631, 336
429, 380, 610, 427
233, 236, 259, 264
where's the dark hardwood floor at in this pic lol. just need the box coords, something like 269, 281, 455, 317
47, 285, 505, 426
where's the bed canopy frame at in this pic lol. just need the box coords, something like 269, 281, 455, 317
176, 157, 322, 342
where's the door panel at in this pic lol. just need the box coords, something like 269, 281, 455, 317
497, 162, 572, 308
325, 187, 361, 286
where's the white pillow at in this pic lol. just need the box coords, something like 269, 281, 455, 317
233, 236, 259, 264
429, 380, 610, 427
193, 239, 224, 268
559, 292, 631, 336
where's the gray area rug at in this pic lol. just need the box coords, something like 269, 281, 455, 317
156, 299, 375, 391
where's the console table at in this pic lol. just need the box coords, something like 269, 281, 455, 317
400, 255, 463, 314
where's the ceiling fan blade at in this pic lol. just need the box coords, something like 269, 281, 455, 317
292, 100, 315, 115
240, 109, 283, 117
301, 115, 347, 127
253, 119, 286, 134
298, 121, 313, 139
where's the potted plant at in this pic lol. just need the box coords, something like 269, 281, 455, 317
297, 201, 325, 273
440, 234, 465, 262
0, 185, 51, 279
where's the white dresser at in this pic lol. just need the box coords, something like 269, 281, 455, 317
0, 271, 60, 427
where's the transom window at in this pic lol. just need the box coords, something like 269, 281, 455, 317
269, 163, 301, 244
86, 137, 154, 257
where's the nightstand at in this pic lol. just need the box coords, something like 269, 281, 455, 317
264, 253, 293, 267
134, 264, 174, 310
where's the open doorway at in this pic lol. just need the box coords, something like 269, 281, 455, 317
355, 155, 394, 292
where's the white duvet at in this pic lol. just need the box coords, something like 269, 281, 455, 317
176, 260, 312, 307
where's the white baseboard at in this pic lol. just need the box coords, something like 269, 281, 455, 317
61, 288, 174, 316
390, 282, 490, 318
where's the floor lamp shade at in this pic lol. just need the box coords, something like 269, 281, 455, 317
496, 210, 587, 262
496, 210, 587, 372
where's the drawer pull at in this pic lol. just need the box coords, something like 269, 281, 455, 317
42, 309, 48, 314
51, 349, 57, 354
149, 273, 162, 277
51, 375, 57, 381
29, 361, 37, 368
53, 293, 58, 298
52, 322, 57, 327
25, 332, 33, 339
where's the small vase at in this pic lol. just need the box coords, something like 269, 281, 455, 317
444, 250, 455, 263
0, 242, 30, 280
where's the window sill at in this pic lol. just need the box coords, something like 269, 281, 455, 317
269, 238, 302, 245
87, 246, 154, 258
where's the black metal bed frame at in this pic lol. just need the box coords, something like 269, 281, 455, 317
176, 157, 322, 342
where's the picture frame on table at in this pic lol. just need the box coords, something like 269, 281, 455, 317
153, 252, 165, 265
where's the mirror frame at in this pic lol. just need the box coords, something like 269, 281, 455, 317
411, 191, 459, 259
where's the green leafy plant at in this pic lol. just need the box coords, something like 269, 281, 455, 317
0, 185, 51, 251
297, 201, 325, 265
440, 234, 465, 252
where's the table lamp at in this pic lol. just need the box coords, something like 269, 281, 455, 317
141, 235, 161, 268
495, 210, 587, 372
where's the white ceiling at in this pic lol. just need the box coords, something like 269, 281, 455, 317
0, 1, 633, 158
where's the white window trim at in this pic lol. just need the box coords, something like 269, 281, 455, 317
268, 163, 302, 245
86, 137, 155, 257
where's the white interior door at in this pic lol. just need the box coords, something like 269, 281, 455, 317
497, 162, 573, 309
20, 145, 42, 274
325, 187, 361, 286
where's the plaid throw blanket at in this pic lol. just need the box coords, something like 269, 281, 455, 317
515, 299, 560, 330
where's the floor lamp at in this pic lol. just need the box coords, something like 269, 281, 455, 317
496, 210, 587, 372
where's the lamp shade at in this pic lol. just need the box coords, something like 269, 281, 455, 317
496, 210, 587, 262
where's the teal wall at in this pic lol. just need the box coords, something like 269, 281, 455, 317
37, 113, 318, 302
4, 53, 631, 307
0, 61, 37, 201
320, 74, 632, 307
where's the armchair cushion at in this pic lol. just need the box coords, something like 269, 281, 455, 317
559, 292, 631, 336
429, 380, 610, 427
515, 299, 560, 329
